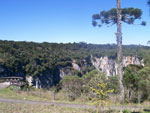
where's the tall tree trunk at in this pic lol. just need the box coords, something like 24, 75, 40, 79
116, 0, 124, 103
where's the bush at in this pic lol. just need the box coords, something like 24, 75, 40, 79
107, 76, 120, 94
123, 109, 131, 113
81, 70, 109, 101
61, 75, 83, 101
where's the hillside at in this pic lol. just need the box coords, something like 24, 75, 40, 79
0, 40, 150, 88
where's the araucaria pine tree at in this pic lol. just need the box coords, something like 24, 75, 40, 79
92, 0, 145, 103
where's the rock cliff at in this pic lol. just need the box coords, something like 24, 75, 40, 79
0, 56, 144, 88
91, 56, 144, 76
59, 56, 144, 77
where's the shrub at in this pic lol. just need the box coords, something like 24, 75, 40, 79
107, 76, 120, 94
61, 75, 83, 101
90, 83, 114, 113
83, 71, 107, 99
122, 109, 131, 113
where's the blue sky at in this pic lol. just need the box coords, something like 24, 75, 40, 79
0, 0, 149, 45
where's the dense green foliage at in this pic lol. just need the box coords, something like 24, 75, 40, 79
124, 65, 150, 103
61, 70, 115, 101
107, 76, 120, 94
0, 41, 149, 71
61, 67, 150, 104
0, 40, 150, 87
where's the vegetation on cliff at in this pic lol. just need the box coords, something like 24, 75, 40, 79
0, 40, 150, 82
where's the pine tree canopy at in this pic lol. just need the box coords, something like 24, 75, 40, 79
92, 8, 146, 27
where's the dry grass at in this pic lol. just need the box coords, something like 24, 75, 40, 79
0, 87, 63, 101
0, 102, 93, 113
0, 87, 90, 104
0, 87, 150, 112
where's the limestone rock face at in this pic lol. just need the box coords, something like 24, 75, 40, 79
26, 76, 33, 86
72, 60, 80, 71
122, 56, 144, 67
59, 67, 74, 78
91, 56, 144, 76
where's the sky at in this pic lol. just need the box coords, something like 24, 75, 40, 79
0, 0, 150, 45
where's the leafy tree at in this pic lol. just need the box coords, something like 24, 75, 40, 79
124, 65, 150, 103
82, 70, 99, 84
83, 71, 107, 100
92, 0, 145, 103
107, 76, 120, 94
123, 64, 143, 102
61, 75, 83, 101
135, 67, 150, 103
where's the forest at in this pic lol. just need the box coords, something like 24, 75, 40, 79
0, 40, 150, 80
0, 40, 150, 104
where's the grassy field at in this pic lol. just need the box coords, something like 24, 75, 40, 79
0, 87, 91, 104
0, 102, 94, 113
0, 87, 150, 107
0, 87, 95, 113
0, 87, 150, 113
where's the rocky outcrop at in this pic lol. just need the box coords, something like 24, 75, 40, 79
0, 56, 144, 88
26, 76, 33, 86
122, 56, 144, 67
72, 60, 80, 71
59, 67, 75, 78
91, 56, 144, 76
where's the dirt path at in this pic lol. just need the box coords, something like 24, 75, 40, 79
0, 97, 95, 110
0, 97, 149, 111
